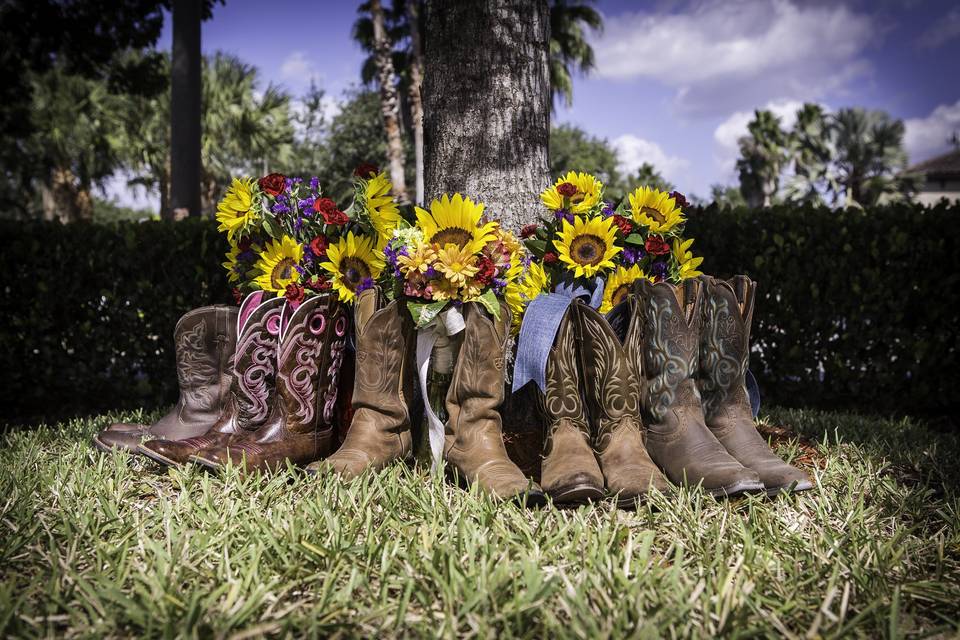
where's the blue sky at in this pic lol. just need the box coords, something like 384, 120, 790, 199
118, 0, 960, 204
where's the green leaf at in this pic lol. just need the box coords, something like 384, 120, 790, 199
475, 290, 501, 321
408, 299, 449, 328
625, 233, 646, 246
524, 239, 546, 256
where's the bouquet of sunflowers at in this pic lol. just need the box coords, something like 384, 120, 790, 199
215, 165, 400, 305
522, 171, 704, 312
383, 193, 545, 331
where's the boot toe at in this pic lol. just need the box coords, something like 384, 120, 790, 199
543, 471, 605, 505
314, 448, 375, 479
140, 439, 193, 466
93, 426, 146, 453
701, 465, 764, 497
760, 463, 813, 495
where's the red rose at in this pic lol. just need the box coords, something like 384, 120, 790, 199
258, 173, 286, 197
669, 191, 689, 210
557, 182, 577, 198
232, 288, 243, 305
310, 235, 328, 257
285, 282, 305, 303
324, 209, 349, 225
543, 252, 558, 264
305, 275, 330, 291
645, 236, 671, 256
612, 215, 633, 236
237, 236, 253, 252
314, 197, 348, 225
520, 223, 538, 239
474, 256, 496, 286
354, 163, 380, 178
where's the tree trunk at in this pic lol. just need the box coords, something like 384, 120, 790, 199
407, 0, 426, 206
422, 0, 550, 232
41, 167, 92, 223
371, 0, 409, 204
170, 0, 202, 218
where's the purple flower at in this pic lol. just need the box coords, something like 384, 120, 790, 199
294, 264, 306, 276
602, 201, 615, 217
301, 246, 315, 265
623, 247, 638, 265
651, 261, 668, 277
284, 178, 294, 190
271, 202, 291, 215
424, 265, 438, 278
292, 177, 303, 185
491, 277, 507, 294
299, 197, 315, 213
553, 208, 570, 222
238, 249, 256, 262
293, 216, 304, 232
356, 277, 375, 294
310, 176, 319, 192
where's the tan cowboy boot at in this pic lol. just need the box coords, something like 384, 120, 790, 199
193, 293, 349, 472
632, 279, 763, 497
538, 307, 605, 505
577, 301, 672, 506
699, 276, 812, 495
93, 305, 237, 453
305, 287, 415, 477
139, 294, 285, 466
443, 302, 545, 506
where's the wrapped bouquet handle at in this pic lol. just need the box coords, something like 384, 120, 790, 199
415, 306, 466, 469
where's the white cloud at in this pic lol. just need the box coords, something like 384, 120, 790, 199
919, 8, 960, 49
904, 99, 960, 164
280, 51, 325, 91
592, 0, 876, 114
612, 134, 689, 182
712, 99, 809, 176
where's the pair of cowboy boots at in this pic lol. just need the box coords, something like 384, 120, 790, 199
630, 277, 811, 496
139, 292, 348, 473
306, 288, 543, 505
539, 302, 671, 506
93, 305, 239, 453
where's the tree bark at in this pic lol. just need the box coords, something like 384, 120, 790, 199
371, 0, 409, 204
407, 0, 426, 205
170, 0, 202, 218
41, 167, 92, 223
422, 0, 550, 232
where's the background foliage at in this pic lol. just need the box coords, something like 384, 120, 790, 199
3, 203, 957, 425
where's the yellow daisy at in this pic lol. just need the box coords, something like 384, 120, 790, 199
600, 264, 651, 313
365, 172, 401, 248
628, 186, 685, 233
396, 240, 436, 275
415, 193, 496, 255
320, 232, 385, 303
540, 171, 604, 214
253, 235, 303, 296
554, 215, 621, 278
673, 238, 704, 280
434, 243, 479, 287
431, 277, 462, 302
216, 177, 259, 241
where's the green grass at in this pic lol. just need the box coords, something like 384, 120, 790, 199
1, 408, 958, 638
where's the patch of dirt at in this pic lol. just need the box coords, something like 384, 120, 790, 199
757, 422, 827, 470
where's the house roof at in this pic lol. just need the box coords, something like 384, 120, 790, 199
907, 149, 960, 180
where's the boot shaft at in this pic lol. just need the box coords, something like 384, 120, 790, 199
542, 308, 588, 427
698, 275, 756, 422
632, 278, 704, 424
231, 294, 285, 427
171, 305, 238, 424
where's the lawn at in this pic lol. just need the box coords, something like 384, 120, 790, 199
1, 407, 958, 638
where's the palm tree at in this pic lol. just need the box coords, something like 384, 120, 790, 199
548, 0, 603, 109
830, 108, 912, 207
737, 110, 789, 208
783, 103, 835, 205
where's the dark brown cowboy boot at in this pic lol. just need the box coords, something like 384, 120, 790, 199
632, 279, 763, 497
93, 305, 237, 453
192, 293, 349, 472
577, 301, 672, 506
139, 294, 285, 466
538, 307, 604, 505
699, 276, 812, 495
444, 302, 545, 506
305, 288, 415, 477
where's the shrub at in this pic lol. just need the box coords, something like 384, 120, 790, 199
2, 203, 957, 424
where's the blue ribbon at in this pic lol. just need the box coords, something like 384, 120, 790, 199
512, 276, 604, 393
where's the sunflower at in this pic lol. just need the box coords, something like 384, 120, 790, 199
415, 193, 496, 255
673, 238, 704, 280
364, 172, 401, 248
600, 265, 651, 313
505, 261, 548, 331
222, 245, 247, 283
435, 243, 479, 287
253, 235, 303, 296
540, 171, 604, 214
628, 186, 685, 233
320, 231, 385, 302
216, 178, 259, 241
554, 215, 621, 278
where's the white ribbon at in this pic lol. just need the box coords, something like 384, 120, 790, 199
415, 306, 466, 469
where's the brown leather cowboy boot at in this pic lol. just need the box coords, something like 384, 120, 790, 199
192, 293, 349, 472
93, 305, 237, 453
444, 302, 545, 505
632, 279, 763, 497
305, 287, 415, 477
538, 307, 605, 505
139, 294, 285, 466
699, 275, 812, 495
577, 301, 672, 506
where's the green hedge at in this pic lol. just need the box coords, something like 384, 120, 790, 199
2, 204, 958, 424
